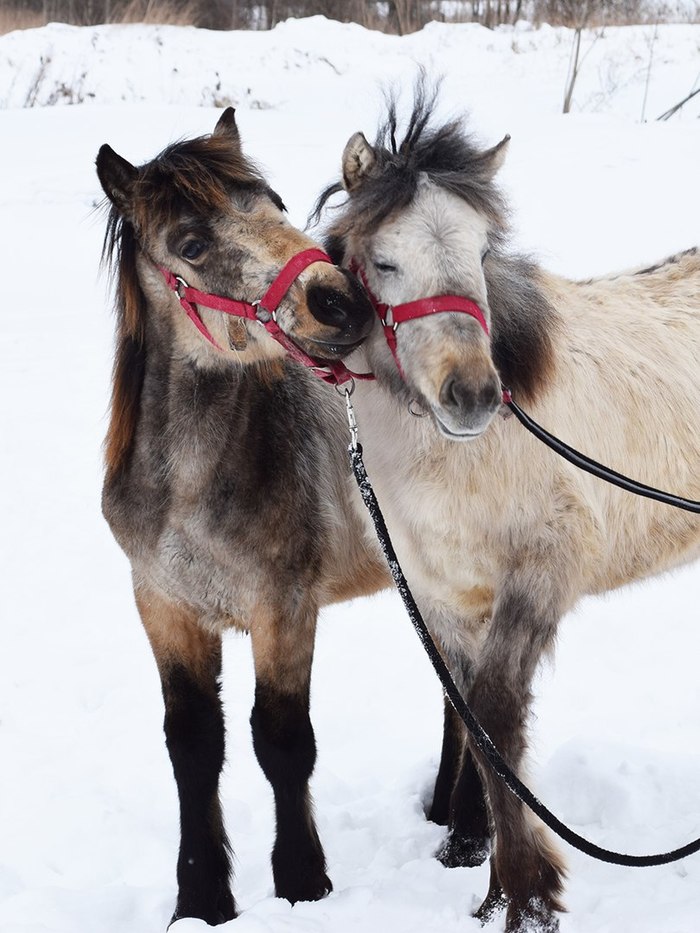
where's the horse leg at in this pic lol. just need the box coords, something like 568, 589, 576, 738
432, 698, 490, 868
467, 583, 567, 933
249, 604, 331, 904
428, 630, 489, 867
429, 696, 461, 826
135, 585, 235, 927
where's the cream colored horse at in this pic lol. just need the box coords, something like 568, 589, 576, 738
316, 95, 700, 932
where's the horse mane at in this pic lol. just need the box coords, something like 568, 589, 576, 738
101, 133, 283, 480
485, 254, 557, 402
314, 84, 557, 403
101, 209, 148, 482
311, 81, 509, 238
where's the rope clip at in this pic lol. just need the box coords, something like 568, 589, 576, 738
339, 380, 358, 450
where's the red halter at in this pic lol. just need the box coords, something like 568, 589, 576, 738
159, 248, 369, 386
350, 261, 490, 378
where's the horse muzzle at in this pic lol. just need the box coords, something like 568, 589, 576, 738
302, 272, 375, 358
432, 369, 502, 440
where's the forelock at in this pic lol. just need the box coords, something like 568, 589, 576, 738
131, 134, 271, 232
315, 83, 509, 242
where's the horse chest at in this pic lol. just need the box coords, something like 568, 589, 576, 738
399, 475, 497, 591
357, 415, 501, 603
114, 378, 332, 626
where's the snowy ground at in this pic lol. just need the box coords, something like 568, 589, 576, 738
1, 16, 699, 933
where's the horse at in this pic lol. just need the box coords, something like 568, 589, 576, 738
314, 90, 700, 932
96, 108, 391, 926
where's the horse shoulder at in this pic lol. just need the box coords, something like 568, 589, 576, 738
357, 384, 600, 617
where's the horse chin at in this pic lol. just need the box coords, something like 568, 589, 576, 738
432, 411, 490, 442
302, 335, 366, 362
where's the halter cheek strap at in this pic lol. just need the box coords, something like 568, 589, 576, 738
159, 248, 369, 385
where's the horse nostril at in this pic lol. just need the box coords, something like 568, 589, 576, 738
479, 380, 501, 413
307, 279, 374, 340
440, 375, 501, 415
440, 376, 471, 412
306, 285, 346, 327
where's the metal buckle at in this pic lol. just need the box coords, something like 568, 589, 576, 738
254, 300, 275, 325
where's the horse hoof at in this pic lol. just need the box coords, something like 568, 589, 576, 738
276, 870, 333, 904
169, 893, 237, 927
473, 886, 508, 925
299, 872, 333, 903
437, 830, 490, 868
505, 896, 560, 933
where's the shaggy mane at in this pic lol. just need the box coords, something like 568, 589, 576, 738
311, 82, 509, 237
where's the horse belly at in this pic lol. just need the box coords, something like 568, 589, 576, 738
593, 496, 700, 594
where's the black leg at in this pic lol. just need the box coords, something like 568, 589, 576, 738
438, 744, 490, 868
251, 681, 331, 903
136, 586, 236, 927
429, 696, 461, 826
164, 663, 236, 926
430, 679, 490, 867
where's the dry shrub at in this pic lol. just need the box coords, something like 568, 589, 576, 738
0, 0, 201, 33
0, 8, 46, 35
113, 0, 201, 25
0, 0, 696, 35
531, 0, 699, 26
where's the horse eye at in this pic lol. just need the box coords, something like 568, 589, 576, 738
180, 239, 207, 262
373, 260, 397, 274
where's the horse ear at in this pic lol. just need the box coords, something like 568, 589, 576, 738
96, 144, 138, 215
213, 107, 241, 145
341, 132, 377, 192
473, 134, 511, 180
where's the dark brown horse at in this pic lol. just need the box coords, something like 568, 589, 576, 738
97, 109, 389, 926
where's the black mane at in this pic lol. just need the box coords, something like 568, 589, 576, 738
311, 83, 509, 238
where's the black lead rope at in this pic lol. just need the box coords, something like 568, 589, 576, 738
345, 394, 700, 866
505, 397, 700, 512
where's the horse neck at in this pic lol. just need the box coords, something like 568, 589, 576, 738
106, 269, 269, 488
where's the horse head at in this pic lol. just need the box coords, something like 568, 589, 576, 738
319, 94, 512, 439
97, 108, 374, 369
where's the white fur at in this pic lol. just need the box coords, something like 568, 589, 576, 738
343, 167, 699, 922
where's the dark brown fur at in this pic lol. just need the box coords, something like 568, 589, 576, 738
97, 113, 388, 927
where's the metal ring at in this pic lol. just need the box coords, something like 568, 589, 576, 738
408, 399, 428, 418
335, 378, 356, 397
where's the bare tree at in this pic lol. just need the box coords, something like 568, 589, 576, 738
4, 0, 683, 33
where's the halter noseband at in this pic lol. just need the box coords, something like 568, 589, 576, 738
160, 248, 368, 386
350, 261, 490, 378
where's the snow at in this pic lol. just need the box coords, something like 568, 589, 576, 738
1, 14, 699, 933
